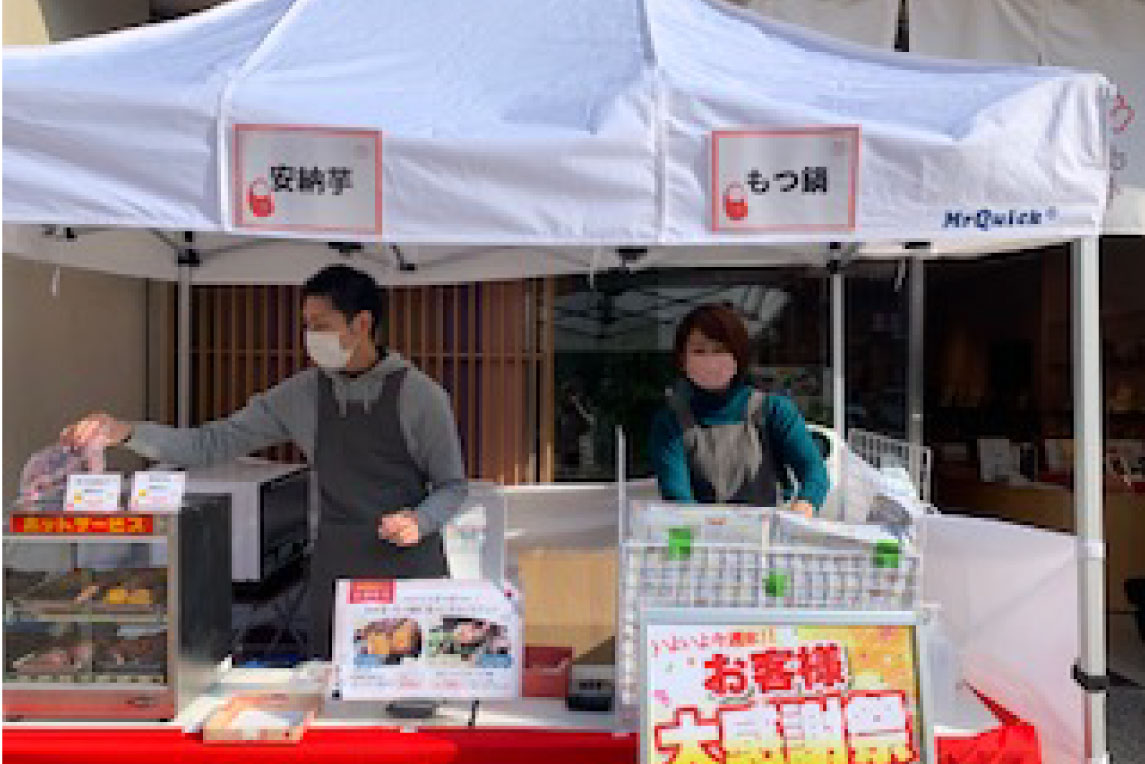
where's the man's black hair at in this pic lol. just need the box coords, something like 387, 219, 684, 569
303, 265, 386, 341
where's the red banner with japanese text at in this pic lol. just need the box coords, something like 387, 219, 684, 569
9, 514, 154, 535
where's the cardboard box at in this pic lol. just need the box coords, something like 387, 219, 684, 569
522, 645, 573, 698
517, 549, 616, 660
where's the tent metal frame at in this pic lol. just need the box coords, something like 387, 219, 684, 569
27, 224, 1111, 764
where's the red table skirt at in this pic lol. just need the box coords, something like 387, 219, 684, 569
1, 722, 1040, 764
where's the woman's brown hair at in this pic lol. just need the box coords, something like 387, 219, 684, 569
673, 303, 752, 373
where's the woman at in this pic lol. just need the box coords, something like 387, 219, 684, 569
650, 303, 829, 516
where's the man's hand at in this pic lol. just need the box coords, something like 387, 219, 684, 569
60, 413, 132, 451
378, 510, 421, 547
789, 500, 814, 519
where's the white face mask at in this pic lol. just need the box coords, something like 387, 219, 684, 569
305, 330, 353, 370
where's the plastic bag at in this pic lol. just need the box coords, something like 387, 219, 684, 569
768, 509, 920, 554
15, 443, 105, 510
828, 443, 928, 535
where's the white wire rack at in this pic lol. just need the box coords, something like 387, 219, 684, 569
615, 501, 922, 725
847, 428, 933, 504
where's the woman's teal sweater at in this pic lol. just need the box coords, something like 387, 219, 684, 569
649, 380, 830, 510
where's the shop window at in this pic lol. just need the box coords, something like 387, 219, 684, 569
845, 265, 911, 440
551, 268, 835, 482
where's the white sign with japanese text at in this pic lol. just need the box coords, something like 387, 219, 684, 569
233, 125, 382, 235
332, 579, 521, 701
129, 471, 186, 512
65, 474, 123, 512
712, 127, 859, 232
642, 612, 931, 764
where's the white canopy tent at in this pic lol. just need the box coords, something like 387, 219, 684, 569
2, 0, 1112, 761
3, 0, 1109, 245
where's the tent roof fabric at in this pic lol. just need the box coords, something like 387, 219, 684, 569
3, 0, 1110, 256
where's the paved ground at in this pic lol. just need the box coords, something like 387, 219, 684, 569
1108, 683, 1144, 762
1109, 613, 1145, 762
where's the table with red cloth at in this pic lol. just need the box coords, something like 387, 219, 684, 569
3, 667, 1040, 764
2, 717, 1041, 764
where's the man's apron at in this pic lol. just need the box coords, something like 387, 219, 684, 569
309, 368, 449, 659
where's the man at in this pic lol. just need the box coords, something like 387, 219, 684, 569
63, 265, 468, 659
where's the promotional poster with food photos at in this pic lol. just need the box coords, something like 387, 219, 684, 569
333, 579, 520, 700
644, 621, 926, 764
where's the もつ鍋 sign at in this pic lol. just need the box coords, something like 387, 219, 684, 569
711, 128, 858, 233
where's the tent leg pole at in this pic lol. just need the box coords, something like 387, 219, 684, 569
831, 269, 845, 441
830, 268, 846, 516
908, 257, 925, 491
177, 264, 192, 429
1072, 236, 1107, 764
613, 424, 627, 733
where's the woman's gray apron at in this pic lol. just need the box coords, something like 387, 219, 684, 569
668, 386, 779, 506
309, 369, 449, 659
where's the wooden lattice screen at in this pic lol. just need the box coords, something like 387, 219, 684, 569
185, 280, 554, 484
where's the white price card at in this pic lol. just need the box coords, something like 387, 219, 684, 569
65, 474, 123, 512
130, 471, 187, 511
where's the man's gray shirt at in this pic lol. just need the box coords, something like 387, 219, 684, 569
126, 353, 468, 534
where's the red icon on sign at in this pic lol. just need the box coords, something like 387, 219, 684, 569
247, 178, 275, 218
722, 183, 749, 221
1110, 94, 1135, 135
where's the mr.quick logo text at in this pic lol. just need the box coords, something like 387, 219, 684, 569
943, 207, 1057, 232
